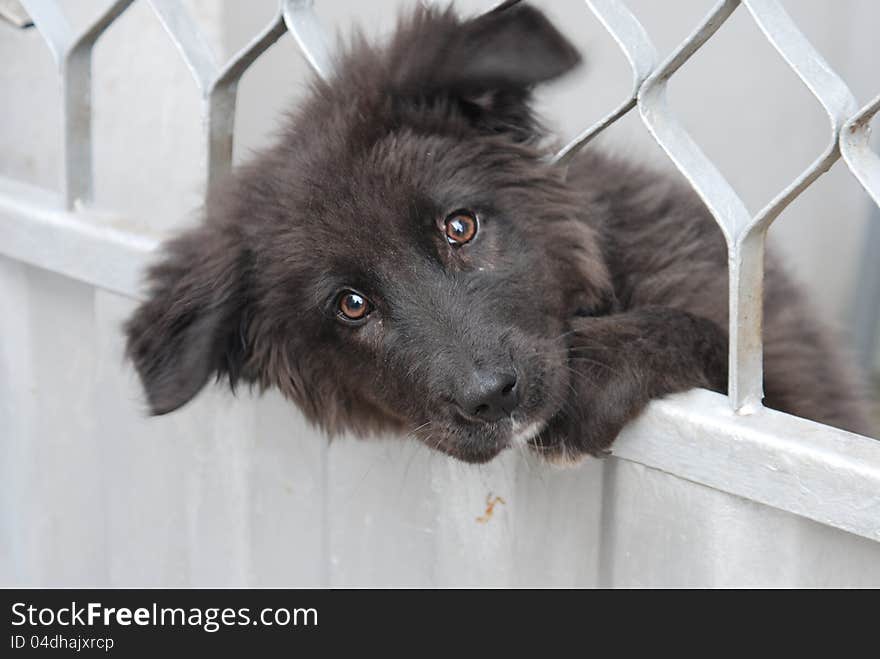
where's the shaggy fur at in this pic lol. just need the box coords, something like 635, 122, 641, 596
125, 1, 873, 463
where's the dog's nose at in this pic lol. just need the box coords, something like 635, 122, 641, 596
456, 370, 519, 422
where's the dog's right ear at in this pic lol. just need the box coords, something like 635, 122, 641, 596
124, 224, 250, 415
431, 1, 581, 93
390, 1, 581, 139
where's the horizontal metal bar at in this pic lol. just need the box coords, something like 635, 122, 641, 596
0, 177, 158, 298
1, 174, 876, 542
615, 388, 880, 542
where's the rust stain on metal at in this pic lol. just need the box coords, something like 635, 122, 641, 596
476, 493, 506, 524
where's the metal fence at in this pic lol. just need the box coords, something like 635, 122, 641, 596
2, 0, 880, 586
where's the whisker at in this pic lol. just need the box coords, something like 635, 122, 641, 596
408, 420, 432, 437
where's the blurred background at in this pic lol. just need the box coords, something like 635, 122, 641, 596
1, 1, 879, 586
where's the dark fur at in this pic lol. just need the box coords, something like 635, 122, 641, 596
124, 2, 873, 463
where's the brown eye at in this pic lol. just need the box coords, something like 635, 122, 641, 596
444, 210, 478, 246
337, 291, 371, 323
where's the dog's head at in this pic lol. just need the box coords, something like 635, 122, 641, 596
125, 1, 614, 462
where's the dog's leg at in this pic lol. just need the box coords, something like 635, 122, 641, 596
533, 307, 728, 460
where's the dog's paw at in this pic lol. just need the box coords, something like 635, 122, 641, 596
525, 414, 612, 467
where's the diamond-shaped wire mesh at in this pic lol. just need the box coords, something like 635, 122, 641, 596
20, 0, 880, 416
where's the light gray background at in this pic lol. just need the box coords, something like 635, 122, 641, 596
1, 1, 879, 587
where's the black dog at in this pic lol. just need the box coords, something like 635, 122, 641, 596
125, 2, 872, 463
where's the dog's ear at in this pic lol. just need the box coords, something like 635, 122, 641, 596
431, 1, 581, 93
124, 225, 250, 415
392, 1, 581, 138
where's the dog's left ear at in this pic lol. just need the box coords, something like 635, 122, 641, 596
393, 1, 581, 139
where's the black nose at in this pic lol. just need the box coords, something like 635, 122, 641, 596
456, 370, 519, 422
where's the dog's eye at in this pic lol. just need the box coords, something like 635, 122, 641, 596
444, 210, 478, 246
337, 290, 371, 323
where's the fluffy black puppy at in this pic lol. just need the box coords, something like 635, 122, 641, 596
125, 2, 872, 463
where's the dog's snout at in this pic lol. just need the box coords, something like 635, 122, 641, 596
456, 370, 519, 422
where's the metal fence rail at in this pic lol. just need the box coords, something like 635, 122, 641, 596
2, 0, 880, 546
